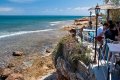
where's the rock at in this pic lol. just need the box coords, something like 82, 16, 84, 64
12, 51, 23, 56
1, 68, 13, 78
46, 49, 51, 53
76, 73, 84, 80
69, 73, 77, 80
0, 67, 3, 75
56, 57, 73, 80
53, 35, 96, 80
5, 73, 24, 80
7, 63, 15, 68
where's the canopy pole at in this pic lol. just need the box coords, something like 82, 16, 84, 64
107, 9, 110, 21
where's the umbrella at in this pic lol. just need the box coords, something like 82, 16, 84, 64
88, 7, 95, 11
99, 0, 118, 21
116, 6, 120, 9
88, 0, 120, 21
100, 0, 115, 9
88, 0, 120, 10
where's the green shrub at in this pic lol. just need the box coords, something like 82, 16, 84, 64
52, 35, 92, 69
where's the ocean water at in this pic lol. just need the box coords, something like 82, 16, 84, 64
0, 15, 83, 38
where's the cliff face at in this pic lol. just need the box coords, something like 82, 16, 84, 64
52, 35, 96, 80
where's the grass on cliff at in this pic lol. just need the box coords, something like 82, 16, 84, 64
52, 35, 92, 68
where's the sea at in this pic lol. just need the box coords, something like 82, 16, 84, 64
0, 15, 83, 38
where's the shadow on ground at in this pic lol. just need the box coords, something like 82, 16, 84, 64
93, 63, 120, 80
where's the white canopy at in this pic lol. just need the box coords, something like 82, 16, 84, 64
88, 0, 120, 21
88, 0, 120, 10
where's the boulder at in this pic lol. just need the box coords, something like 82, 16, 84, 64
12, 51, 23, 56
5, 73, 24, 80
1, 68, 13, 78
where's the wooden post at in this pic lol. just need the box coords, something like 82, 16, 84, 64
107, 9, 110, 21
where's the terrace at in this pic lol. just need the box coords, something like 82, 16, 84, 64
73, 2, 120, 80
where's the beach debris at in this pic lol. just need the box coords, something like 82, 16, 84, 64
1, 68, 13, 78
5, 73, 24, 80
46, 48, 51, 53
12, 51, 23, 56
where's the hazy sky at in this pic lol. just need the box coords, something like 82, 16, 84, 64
0, 0, 103, 16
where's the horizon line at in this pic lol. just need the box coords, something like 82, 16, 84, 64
0, 14, 88, 16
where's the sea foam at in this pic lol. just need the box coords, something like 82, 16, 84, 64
49, 21, 63, 26
0, 29, 54, 39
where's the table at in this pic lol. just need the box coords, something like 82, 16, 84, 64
82, 29, 95, 43
107, 43, 120, 72
83, 29, 96, 32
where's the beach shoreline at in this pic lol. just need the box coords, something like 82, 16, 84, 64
0, 19, 72, 80
0, 16, 90, 79
0, 29, 68, 65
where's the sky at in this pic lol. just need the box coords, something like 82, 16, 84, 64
0, 0, 103, 16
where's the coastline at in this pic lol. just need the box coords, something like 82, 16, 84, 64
0, 16, 91, 79
0, 20, 72, 80
0, 20, 73, 39
0, 29, 69, 66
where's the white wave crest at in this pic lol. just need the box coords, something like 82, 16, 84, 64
49, 21, 63, 26
0, 29, 54, 39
